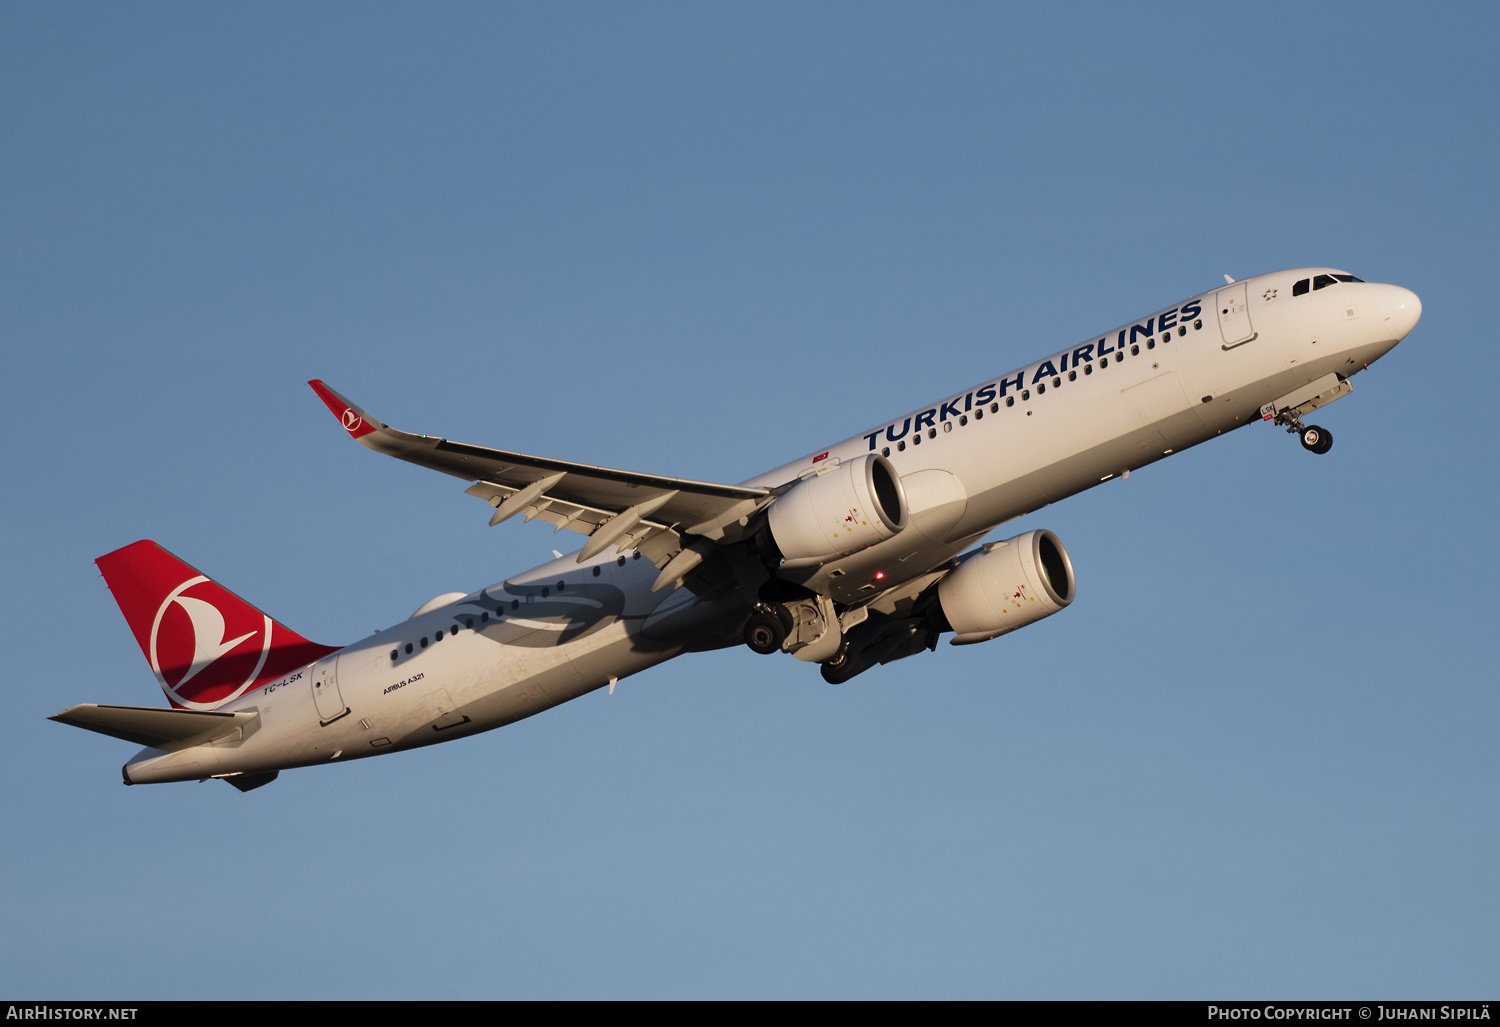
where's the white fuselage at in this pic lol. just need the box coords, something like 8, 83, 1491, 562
124, 268, 1420, 784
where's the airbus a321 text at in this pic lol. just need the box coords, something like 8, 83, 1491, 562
53, 268, 1421, 791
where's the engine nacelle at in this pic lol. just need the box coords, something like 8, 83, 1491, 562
937, 529, 1076, 644
768, 454, 908, 568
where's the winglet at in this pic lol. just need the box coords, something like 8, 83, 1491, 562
308, 380, 380, 440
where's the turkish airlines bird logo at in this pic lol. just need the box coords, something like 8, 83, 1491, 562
341, 408, 362, 433
149, 576, 273, 709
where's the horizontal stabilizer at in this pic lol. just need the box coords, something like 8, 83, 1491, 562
50, 704, 257, 749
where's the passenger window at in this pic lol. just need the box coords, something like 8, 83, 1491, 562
592, 566, 601, 577
1036, 384, 1045, 394
974, 408, 983, 420
1021, 390, 1030, 400
405, 643, 413, 654
913, 433, 922, 445
1293, 278, 1310, 296
1069, 371, 1077, 381
882, 447, 891, 456
1053, 377, 1061, 387
390, 649, 398, 661
420, 637, 428, 648
898, 440, 906, 451
941, 422, 951, 433
1084, 364, 1092, 375
1006, 397, 1014, 407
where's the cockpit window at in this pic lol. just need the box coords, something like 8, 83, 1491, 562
1295, 273, 1362, 296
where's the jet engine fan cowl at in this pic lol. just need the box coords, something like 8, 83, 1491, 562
768, 455, 907, 569
937, 530, 1076, 645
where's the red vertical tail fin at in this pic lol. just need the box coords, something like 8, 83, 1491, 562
96, 541, 339, 710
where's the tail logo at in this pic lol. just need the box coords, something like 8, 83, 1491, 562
148, 576, 273, 710
341, 408, 363, 433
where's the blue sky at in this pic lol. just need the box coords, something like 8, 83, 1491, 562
3, 2, 1496, 999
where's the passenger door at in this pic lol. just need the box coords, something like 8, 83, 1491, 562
1216, 282, 1255, 348
310, 656, 349, 726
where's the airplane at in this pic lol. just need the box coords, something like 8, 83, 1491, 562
51, 267, 1421, 791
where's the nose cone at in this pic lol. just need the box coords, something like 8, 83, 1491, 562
1382, 285, 1422, 340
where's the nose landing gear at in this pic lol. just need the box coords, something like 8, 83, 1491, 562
1261, 374, 1349, 456
1299, 424, 1333, 454
1268, 406, 1333, 455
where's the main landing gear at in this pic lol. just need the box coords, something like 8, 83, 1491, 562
819, 642, 856, 685
743, 603, 793, 655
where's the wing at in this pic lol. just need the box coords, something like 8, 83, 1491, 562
309, 381, 773, 582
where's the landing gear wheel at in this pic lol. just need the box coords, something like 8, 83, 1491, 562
820, 644, 856, 685
744, 611, 788, 655
1300, 425, 1333, 454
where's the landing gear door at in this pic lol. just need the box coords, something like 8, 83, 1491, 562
1216, 282, 1255, 348
311, 656, 349, 726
